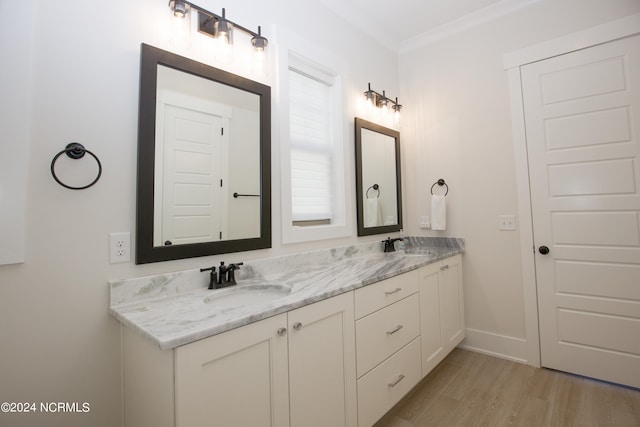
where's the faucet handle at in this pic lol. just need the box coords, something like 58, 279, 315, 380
200, 266, 217, 289
227, 262, 244, 285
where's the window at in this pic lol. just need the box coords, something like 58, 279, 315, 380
288, 60, 335, 223
280, 47, 352, 243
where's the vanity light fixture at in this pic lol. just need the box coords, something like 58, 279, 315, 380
365, 83, 376, 108
168, 1, 268, 54
363, 83, 402, 119
392, 97, 402, 124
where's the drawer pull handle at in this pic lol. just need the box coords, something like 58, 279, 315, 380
385, 287, 402, 296
386, 325, 404, 335
440, 264, 449, 271
293, 322, 303, 330
277, 327, 287, 336
388, 374, 405, 388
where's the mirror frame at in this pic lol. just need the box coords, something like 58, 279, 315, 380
136, 44, 271, 264
354, 117, 402, 236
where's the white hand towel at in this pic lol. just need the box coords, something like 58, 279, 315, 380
431, 195, 446, 230
365, 198, 382, 227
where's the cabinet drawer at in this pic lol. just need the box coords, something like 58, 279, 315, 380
355, 294, 420, 377
357, 337, 421, 427
355, 269, 419, 319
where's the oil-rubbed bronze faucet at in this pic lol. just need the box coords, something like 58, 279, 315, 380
382, 237, 404, 253
202, 261, 244, 289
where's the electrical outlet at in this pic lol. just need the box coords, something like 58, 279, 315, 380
110, 232, 131, 263
498, 215, 516, 231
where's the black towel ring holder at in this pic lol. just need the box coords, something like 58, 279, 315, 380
366, 183, 380, 199
50, 143, 102, 190
430, 178, 448, 196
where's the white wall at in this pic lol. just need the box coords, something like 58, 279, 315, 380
4, 0, 639, 424
400, 0, 640, 361
0, 1, 397, 426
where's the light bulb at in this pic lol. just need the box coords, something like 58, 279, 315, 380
252, 47, 267, 78
169, 1, 191, 49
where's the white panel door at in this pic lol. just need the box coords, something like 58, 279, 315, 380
522, 34, 640, 388
162, 105, 223, 245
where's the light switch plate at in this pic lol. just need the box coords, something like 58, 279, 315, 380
498, 215, 516, 231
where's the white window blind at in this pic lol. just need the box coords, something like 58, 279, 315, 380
289, 62, 335, 222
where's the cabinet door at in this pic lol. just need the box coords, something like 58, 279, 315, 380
175, 313, 289, 427
419, 262, 444, 376
288, 292, 357, 427
441, 255, 465, 353
419, 255, 465, 377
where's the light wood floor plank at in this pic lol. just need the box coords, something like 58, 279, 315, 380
391, 361, 464, 422
374, 348, 640, 427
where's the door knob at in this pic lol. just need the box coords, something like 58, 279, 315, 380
538, 245, 550, 255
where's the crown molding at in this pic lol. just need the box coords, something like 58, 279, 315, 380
503, 12, 640, 68
399, 0, 542, 54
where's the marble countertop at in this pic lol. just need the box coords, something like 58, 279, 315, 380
109, 237, 464, 350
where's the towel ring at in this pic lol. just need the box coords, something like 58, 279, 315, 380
51, 143, 102, 190
366, 184, 380, 199
430, 178, 448, 196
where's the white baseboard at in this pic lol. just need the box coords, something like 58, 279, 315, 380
458, 328, 529, 364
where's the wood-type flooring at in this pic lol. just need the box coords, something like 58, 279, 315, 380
374, 348, 640, 427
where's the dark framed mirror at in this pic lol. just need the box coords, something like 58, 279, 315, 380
136, 44, 271, 264
354, 117, 402, 236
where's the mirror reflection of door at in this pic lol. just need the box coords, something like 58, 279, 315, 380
159, 102, 226, 245
361, 128, 398, 227
154, 65, 261, 247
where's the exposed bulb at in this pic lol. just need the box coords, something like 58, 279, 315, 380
170, 0, 188, 17
169, 1, 191, 49
214, 8, 233, 47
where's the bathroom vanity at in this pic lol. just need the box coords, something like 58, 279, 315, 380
110, 237, 464, 427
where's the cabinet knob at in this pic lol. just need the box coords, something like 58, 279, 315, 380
538, 245, 550, 255
293, 322, 303, 330
277, 327, 287, 336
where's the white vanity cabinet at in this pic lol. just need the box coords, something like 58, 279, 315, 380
120, 253, 464, 427
419, 254, 465, 376
123, 292, 356, 427
354, 269, 423, 427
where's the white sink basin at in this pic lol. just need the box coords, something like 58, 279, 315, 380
202, 284, 290, 309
